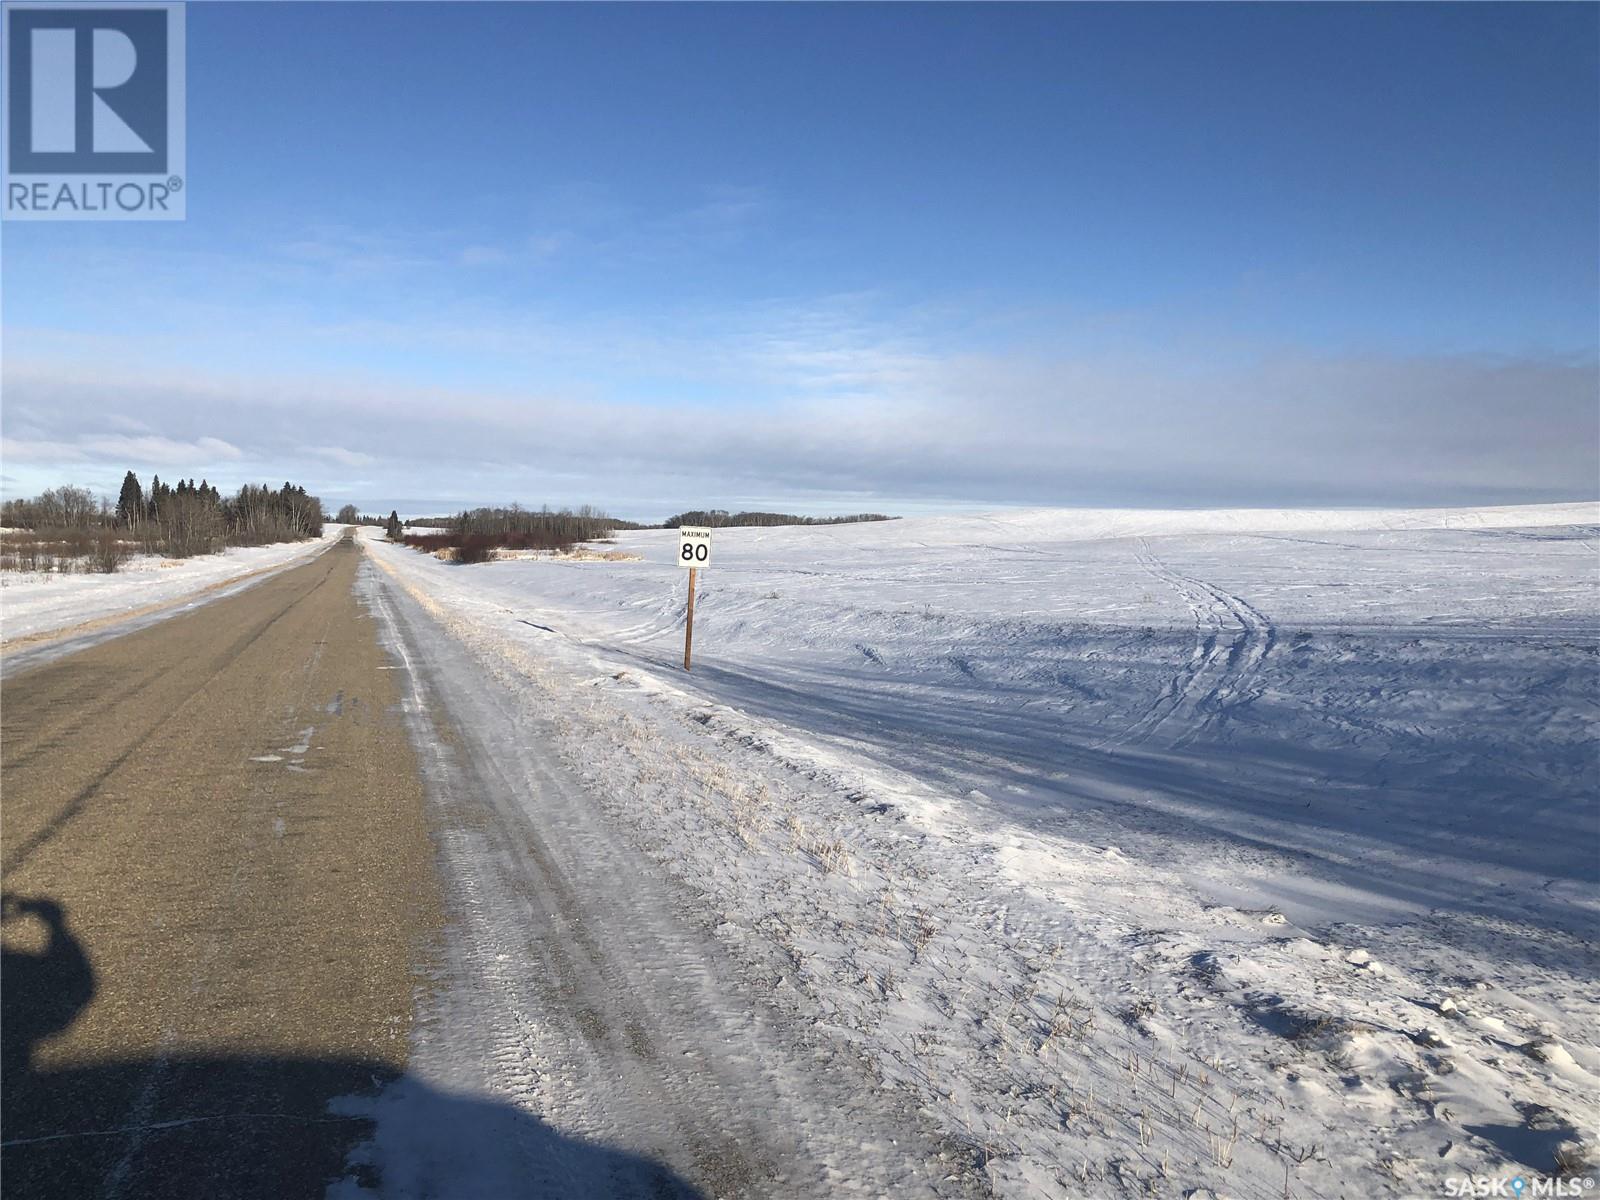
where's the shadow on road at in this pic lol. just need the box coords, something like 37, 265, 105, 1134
2, 894, 705, 1199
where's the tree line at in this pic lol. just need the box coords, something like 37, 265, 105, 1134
660, 510, 894, 529
399, 504, 620, 564
326, 504, 898, 537
330, 505, 399, 530
455, 504, 616, 542
2, 471, 324, 561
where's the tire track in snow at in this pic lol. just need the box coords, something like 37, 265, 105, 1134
592, 589, 684, 649
1097, 541, 1274, 750
364, 570, 732, 1192
356, 557, 977, 1199
1170, 561, 1276, 747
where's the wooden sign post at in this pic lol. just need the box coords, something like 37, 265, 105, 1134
684, 567, 697, 670
677, 526, 712, 670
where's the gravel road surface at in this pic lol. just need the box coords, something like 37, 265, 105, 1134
2, 534, 442, 1199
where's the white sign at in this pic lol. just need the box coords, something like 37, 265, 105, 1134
677, 526, 711, 569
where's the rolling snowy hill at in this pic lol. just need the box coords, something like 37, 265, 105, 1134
360, 503, 1597, 1198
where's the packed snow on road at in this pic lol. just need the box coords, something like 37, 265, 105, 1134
0, 527, 344, 648
358, 505, 1597, 1199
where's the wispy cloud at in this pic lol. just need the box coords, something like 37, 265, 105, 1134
274, 227, 437, 278
4, 330, 1593, 516
3, 219, 1593, 515
1, 433, 243, 467
302, 445, 377, 468
499, 182, 774, 268
458, 244, 512, 267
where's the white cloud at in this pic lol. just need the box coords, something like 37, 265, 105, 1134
303, 445, 377, 468
2, 433, 243, 466
458, 245, 510, 267
2, 341, 1593, 517
526, 232, 571, 259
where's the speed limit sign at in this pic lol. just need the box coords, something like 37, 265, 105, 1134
678, 526, 712, 569
678, 526, 711, 671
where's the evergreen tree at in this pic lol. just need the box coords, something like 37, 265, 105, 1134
115, 471, 144, 528
385, 510, 404, 540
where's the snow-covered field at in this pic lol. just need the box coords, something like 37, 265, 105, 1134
360, 505, 1598, 1199
0, 528, 342, 649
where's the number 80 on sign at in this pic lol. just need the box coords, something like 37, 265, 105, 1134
678, 526, 712, 568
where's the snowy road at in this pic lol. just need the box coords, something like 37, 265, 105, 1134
345, 557, 983, 1198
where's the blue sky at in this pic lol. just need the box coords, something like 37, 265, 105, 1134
4, 2, 1596, 518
